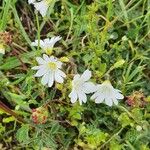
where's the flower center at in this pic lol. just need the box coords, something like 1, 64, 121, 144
102, 85, 111, 93
73, 79, 82, 90
45, 47, 52, 55
48, 62, 57, 70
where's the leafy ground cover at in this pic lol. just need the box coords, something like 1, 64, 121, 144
0, 0, 150, 149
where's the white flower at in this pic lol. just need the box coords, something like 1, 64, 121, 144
31, 36, 62, 55
32, 54, 66, 87
69, 70, 97, 105
91, 80, 124, 106
0, 44, 5, 54
28, 0, 52, 17
28, 0, 35, 4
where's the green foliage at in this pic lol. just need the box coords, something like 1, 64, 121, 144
2, 116, 15, 123
16, 124, 30, 144
78, 124, 108, 149
0, 0, 150, 149
118, 112, 133, 127
0, 123, 5, 135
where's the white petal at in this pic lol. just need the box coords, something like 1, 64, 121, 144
95, 96, 105, 104
39, 40, 45, 48
77, 91, 87, 105
34, 1, 48, 17
43, 38, 50, 44
28, 0, 35, 4
36, 57, 46, 64
31, 40, 45, 48
49, 56, 56, 62
82, 82, 97, 94
31, 40, 38, 46
91, 92, 99, 100
81, 69, 91, 81
42, 36, 62, 48
91, 86, 102, 99
105, 98, 113, 106
48, 73, 54, 87
69, 90, 78, 103
112, 98, 119, 105
73, 74, 80, 82
56, 61, 62, 68
54, 71, 64, 83
115, 89, 122, 93
32, 66, 43, 70
56, 69, 66, 78
43, 54, 50, 62
41, 72, 50, 85
114, 90, 124, 99
34, 68, 47, 77
49, 36, 62, 47
51, 36, 62, 42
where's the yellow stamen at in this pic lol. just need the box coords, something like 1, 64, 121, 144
45, 48, 52, 55
48, 62, 57, 70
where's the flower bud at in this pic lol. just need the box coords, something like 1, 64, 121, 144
31, 107, 48, 124
136, 125, 142, 131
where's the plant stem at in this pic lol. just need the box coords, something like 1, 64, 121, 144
35, 11, 40, 51
99, 127, 124, 149
0, 101, 25, 123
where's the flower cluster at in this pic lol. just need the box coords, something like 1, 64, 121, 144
31, 36, 124, 107
125, 91, 146, 108
28, 1, 124, 107
31, 36, 66, 87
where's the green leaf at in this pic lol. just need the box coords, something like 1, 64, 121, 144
110, 140, 122, 150
50, 122, 60, 135
8, 92, 27, 100
0, 0, 12, 31
118, 113, 133, 127
131, 108, 143, 121
16, 124, 30, 143
125, 129, 138, 143
85, 129, 108, 147
113, 59, 125, 69
2, 116, 15, 123
100, 63, 107, 75
7, 92, 30, 110
43, 134, 57, 149
0, 123, 5, 134
0, 51, 37, 70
